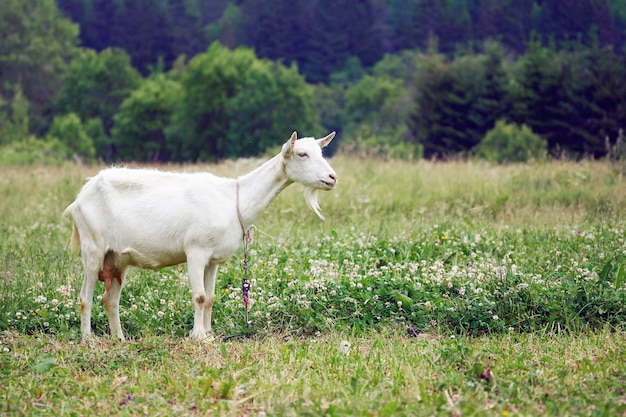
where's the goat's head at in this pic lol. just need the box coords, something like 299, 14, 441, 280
281, 131, 337, 219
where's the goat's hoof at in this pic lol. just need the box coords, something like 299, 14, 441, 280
189, 330, 215, 342
189, 330, 206, 341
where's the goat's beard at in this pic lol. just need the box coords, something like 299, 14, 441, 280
304, 186, 325, 220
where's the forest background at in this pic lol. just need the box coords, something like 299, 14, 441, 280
1, 0, 626, 164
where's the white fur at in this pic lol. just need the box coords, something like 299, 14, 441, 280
64, 132, 337, 341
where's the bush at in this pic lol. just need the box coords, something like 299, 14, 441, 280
342, 125, 423, 160
46, 113, 96, 163
112, 74, 182, 162
475, 120, 547, 163
0, 136, 67, 165
166, 42, 319, 161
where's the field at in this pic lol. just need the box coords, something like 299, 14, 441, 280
1, 157, 626, 416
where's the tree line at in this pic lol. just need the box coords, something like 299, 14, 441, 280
56, 0, 626, 83
0, 0, 625, 164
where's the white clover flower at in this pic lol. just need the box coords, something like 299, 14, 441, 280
57, 285, 73, 297
338, 341, 351, 355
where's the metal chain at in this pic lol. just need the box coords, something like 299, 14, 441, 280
241, 230, 252, 325
236, 180, 252, 326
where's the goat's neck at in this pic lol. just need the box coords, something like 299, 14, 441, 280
235, 154, 292, 231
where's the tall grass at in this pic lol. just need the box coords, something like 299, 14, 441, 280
2, 158, 626, 416
1, 158, 624, 337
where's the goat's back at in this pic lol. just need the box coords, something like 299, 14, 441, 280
64, 168, 241, 267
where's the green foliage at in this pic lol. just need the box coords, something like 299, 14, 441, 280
0, 136, 66, 165
371, 49, 424, 83
83, 118, 108, 161
475, 120, 547, 163
409, 49, 510, 158
343, 125, 423, 160
0, 97, 8, 146
0, 87, 69, 165
0, 85, 30, 146
54, 48, 142, 149
312, 83, 345, 155
166, 42, 256, 161
206, 2, 243, 49
0, 0, 80, 133
345, 75, 406, 132
2, 1, 626, 163
55, 0, 626, 85
167, 42, 320, 161
339, 51, 429, 158
46, 113, 96, 162
225, 61, 320, 157
510, 41, 587, 157
112, 75, 183, 162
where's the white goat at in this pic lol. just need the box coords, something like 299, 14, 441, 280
64, 131, 337, 340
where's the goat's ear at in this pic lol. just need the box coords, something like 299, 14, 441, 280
282, 131, 298, 157
317, 131, 335, 148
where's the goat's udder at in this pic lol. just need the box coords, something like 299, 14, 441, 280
98, 251, 123, 291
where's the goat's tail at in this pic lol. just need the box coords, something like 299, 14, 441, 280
69, 223, 81, 255
63, 204, 81, 255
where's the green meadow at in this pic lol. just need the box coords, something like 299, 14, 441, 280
1, 157, 625, 416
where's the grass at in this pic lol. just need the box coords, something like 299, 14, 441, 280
2, 328, 625, 416
1, 157, 626, 416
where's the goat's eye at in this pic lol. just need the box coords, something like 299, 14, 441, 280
297, 152, 308, 158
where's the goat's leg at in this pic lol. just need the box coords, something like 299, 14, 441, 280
203, 263, 219, 335
187, 255, 208, 340
103, 268, 126, 341
79, 264, 99, 339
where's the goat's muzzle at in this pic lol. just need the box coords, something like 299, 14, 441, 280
320, 173, 337, 189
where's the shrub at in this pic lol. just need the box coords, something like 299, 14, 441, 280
0, 136, 66, 165
112, 75, 182, 162
475, 120, 547, 163
46, 113, 95, 163
342, 125, 423, 160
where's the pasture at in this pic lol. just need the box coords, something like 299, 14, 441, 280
1, 157, 625, 416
